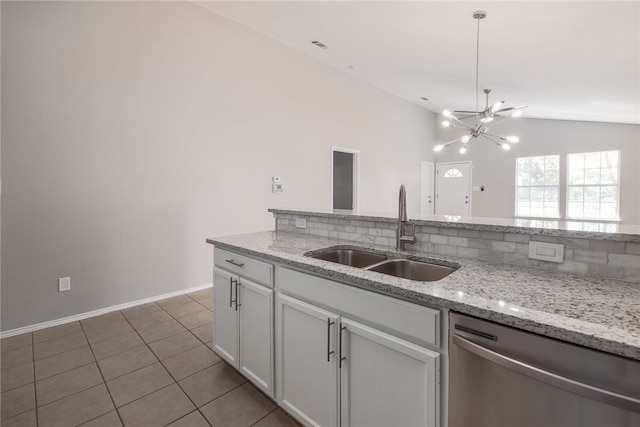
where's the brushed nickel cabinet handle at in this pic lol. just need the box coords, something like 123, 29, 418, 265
327, 319, 335, 362
225, 259, 245, 268
339, 325, 346, 368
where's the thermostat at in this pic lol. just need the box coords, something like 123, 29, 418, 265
273, 183, 284, 193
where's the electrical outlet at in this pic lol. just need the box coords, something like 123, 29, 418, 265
59, 277, 71, 292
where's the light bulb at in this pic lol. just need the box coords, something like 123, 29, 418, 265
459, 145, 468, 154
441, 120, 451, 127
506, 136, 520, 143
491, 101, 503, 112
480, 116, 494, 123
433, 144, 444, 152
443, 110, 453, 118
512, 110, 523, 118
501, 143, 511, 151
460, 135, 471, 143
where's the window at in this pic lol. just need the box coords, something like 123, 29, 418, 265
567, 151, 619, 220
444, 169, 463, 178
516, 155, 560, 218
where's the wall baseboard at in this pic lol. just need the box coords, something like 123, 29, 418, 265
0, 283, 213, 339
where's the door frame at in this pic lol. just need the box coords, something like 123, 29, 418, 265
330, 146, 360, 211
435, 161, 472, 216
421, 161, 435, 216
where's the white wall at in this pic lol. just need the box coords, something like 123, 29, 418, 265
1, 1, 435, 331
435, 117, 640, 224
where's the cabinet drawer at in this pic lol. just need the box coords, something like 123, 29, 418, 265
215, 248, 273, 288
277, 267, 440, 348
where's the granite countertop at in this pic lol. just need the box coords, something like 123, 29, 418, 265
207, 231, 640, 361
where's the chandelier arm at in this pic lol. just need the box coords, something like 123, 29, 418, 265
479, 133, 502, 146
442, 137, 462, 147
446, 114, 475, 131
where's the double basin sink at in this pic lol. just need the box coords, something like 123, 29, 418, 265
306, 248, 457, 282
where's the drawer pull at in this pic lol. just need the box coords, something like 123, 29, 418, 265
225, 259, 245, 268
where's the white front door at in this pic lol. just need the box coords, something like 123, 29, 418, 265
421, 162, 435, 216
436, 162, 472, 216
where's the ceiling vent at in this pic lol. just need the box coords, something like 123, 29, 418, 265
310, 40, 329, 49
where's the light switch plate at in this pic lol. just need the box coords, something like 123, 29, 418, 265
528, 241, 564, 263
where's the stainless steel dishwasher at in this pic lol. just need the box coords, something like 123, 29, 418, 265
449, 312, 640, 427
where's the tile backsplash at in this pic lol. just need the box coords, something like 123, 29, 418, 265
274, 212, 640, 283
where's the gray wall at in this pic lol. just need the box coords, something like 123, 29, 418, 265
1, 1, 435, 331
435, 117, 640, 224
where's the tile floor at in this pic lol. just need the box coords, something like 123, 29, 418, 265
1, 288, 300, 427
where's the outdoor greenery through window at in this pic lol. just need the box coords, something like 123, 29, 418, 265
516, 155, 560, 218
567, 150, 619, 220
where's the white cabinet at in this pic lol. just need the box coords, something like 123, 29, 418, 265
276, 291, 440, 427
277, 294, 340, 427
340, 318, 439, 427
213, 249, 274, 398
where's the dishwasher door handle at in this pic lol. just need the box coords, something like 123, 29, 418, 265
453, 334, 640, 413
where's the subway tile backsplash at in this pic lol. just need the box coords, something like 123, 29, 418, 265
274, 212, 640, 283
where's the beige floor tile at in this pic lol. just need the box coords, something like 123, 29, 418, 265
106, 363, 174, 408
34, 332, 87, 360
161, 344, 220, 381
1, 383, 35, 420
117, 383, 195, 427
84, 322, 135, 344
121, 303, 162, 320
33, 322, 83, 344
196, 297, 214, 310
166, 410, 211, 427
37, 384, 114, 427
126, 310, 172, 331
200, 383, 276, 427
253, 409, 302, 427
175, 309, 211, 330
80, 311, 127, 331
90, 332, 145, 361
1, 334, 32, 353
97, 345, 158, 381
35, 345, 95, 380
1, 346, 33, 370
148, 331, 201, 360
190, 323, 213, 343
178, 362, 245, 407
79, 410, 123, 426
162, 301, 208, 319
187, 288, 213, 302
0, 409, 37, 427
1, 362, 34, 392
35, 362, 103, 406
137, 319, 187, 344
156, 295, 193, 310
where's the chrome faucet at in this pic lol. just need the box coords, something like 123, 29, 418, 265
396, 184, 416, 250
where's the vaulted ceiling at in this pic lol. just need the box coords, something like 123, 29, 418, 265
196, 1, 639, 125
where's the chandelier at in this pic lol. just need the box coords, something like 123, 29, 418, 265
434, 11, 527, 154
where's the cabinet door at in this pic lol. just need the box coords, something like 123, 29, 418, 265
238, 278, 274, 397
276, 294, 339, 427
212, 268, 239, 367
340, 318, 440, 427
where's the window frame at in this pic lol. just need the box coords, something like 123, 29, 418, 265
565, 150, 620, 221
514, 154, 561, 219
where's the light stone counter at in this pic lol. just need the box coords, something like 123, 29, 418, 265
207, 231, 640, 361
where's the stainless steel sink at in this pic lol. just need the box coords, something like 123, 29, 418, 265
365, 259, 456, 282
308, 249, 388, 268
